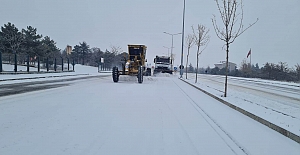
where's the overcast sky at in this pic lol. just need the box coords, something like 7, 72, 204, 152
1, 0, 299, 68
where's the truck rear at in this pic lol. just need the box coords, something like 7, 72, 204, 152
153, 55, 173, 74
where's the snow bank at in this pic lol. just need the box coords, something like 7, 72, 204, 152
183, 73, 300, 137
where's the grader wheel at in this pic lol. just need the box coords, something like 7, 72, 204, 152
112, 66, 119, 82
137, 66, 143, 83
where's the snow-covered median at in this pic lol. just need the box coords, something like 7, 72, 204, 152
182, 73, 300, 138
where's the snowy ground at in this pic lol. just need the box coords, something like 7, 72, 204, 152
0, 65, 299, 154
183, 73, 300, 137
0, 64, 111, 85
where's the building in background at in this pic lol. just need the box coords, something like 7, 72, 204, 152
66, 45, 72, 55
214, 61, 236, 72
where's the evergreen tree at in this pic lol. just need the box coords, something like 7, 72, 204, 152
72, 45, 81, 64
22, 26, 42, 57
79, 42, 90, 65
90, 47, 104, 67
41, 36, 60, 58
296, 64, 300, 81
210, 67, 220, 75
262, 62, 272, 79
0, 22, 24, 53
205, 66, 211, 74
188, 63, 194, 73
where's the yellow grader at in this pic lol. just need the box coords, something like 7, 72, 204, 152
112, 44, 149, 83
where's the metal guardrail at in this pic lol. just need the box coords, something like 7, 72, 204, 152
0, 52, 75, 73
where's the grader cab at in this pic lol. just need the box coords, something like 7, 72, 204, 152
112, 45, 147, 83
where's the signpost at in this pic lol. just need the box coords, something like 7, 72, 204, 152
179, 65, 184, 75
174, 67, 178, 72
99, 57, 104, 72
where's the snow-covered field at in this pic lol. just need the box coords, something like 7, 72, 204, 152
1, 63, 48, 72
0, 64, 111, 85
0, 65, 299, 154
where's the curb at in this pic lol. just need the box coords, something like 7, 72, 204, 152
180, 79, 300, 144
0, 74, 89, 82
0, 70, 74, 74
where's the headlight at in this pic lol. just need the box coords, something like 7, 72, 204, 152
125, 62, 129, 71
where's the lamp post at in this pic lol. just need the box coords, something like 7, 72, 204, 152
14, 51, 17, 72
163, 32, 181, 71
163, 46, 170, 57
0, 51, 2, 72
180, 0, 186, 78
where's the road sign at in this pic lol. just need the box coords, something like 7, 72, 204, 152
179, 65, 184, 69
174, 67, 178, 71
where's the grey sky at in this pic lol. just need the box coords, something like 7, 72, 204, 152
1, 0, 299, 68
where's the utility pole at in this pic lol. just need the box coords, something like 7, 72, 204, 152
163, 46, 170, 57
180, 0, 186, 78
163, 32, 181, 71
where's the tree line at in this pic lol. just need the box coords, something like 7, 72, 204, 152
0, 22, 60, 58
2, 17, 298, 82
186, 61, 300, 82
0, 22, 127, 68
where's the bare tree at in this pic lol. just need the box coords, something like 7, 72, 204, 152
110, 45, 123, 67
110, 45, 122, 55
240, 59, 251, 75
192, 24, 210, 83
185, 34, 195, 79
212, 0, 258, 97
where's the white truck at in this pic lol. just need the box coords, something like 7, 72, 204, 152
153, 55, 172, 74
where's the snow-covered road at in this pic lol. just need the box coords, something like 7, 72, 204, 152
0, 75, 299, 155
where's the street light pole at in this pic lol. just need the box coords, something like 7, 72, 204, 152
163, 32, 181, 71
163, 46, 170, 57
180, 0, 186, 78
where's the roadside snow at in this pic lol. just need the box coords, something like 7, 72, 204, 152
183, 73, 300, 136
0, 64, 111, 85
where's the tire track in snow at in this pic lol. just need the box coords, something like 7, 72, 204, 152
173, 79, 249, 155
159, 96, 200, 155
153, 76, 200, 154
